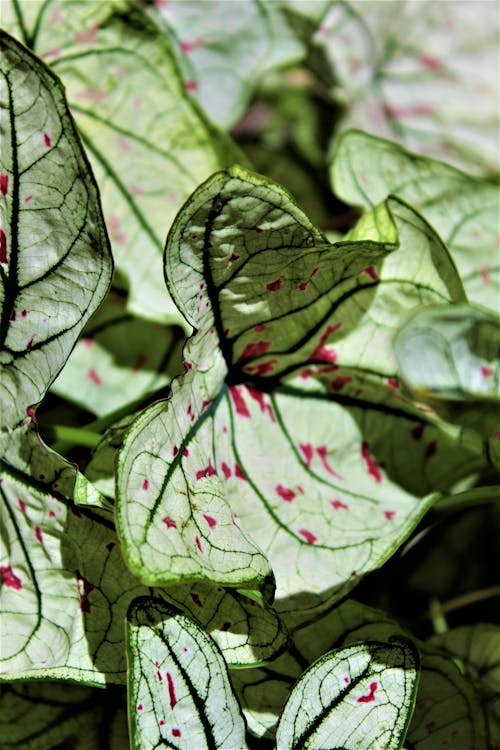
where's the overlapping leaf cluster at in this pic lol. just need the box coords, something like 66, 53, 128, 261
1, 2, 499, 749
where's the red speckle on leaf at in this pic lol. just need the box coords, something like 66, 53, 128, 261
157, 670, 163, 682
228, 253, 240, 263
182, 448, 189, 457
275, 484, 296, 502
331, 499, 349, 510
221, 462, 231, 478
299, 443, 314, 467
357, 681, 378, 703
332, 375, 353, 392
172, 729, 182, 738
266, 275, 284, 292
237, 340, 271, 363
254, 323, 266, 332
24, 194, 33, 203
203, 514, 217, 528
87, 367, 102, 386
411, 423, 425, 440
142, 479, 149, 490
49, 510, 56, 518
18, 499, 27, 513
106, 541, 115, 551
299, 528, 317, 544
363, 266, 378, 281
201, 399, 212, 411
220, 621, 232, 631
21, 309, 27, 317
425, 720, 436, 734
173, 445, 178, 457
0, 174, 8, 195
0, 565, 22, 590
166, 672, 177, 709
184, 80, 198, 92
317, 445, 343, 480
298, 266, 319, 291
196, 459, 215, 480
180, 36, 204, 52
245, 359, 278, 376
190, 592, 202, 607
76, 570, 94, 613
419, 55, 442, 70
0, 229, 7, 263
300, 367, 314, 379
74, 23, 98, 44
35, 526, 43, 544
481, 365, 493, 377
309, 323, 341, 362
26, 407, 37, 424
479, 265, 491, 285
384, 510, 396, 520
159, 719, 165, 726
361, 441, 382, 482
234, 463, 246, 480
426, 440, 437, 459
137, 704, 143, 711
109, 214, 127, 245
10, 310, 16, 321
385, 102, 435, 118
162, 517, 178, 529
43, 133, 51, 147
229, 386, 251, 418
133, 352, 148, 371
186, 403, 195, 421
247, 387, 275, 420
195, 536, 203, 552
387, 378, 399, 389
251, 225, 263, 233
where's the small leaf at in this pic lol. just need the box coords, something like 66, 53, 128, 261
394, 304, 500, 438
275, 638, 419, 750
0, 30, 112, 437
126, 596, 248, 750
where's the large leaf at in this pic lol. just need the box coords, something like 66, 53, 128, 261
3, 0, 243, 323
0, 682, 128, 750
331, 129, 500, 313
232, 599, 489, 749
394, 304, 500, 439
315, 0, 500, 173
0, 29, 112, 437
126, 596, 248, 750
117, 165, 484, 628
275, 638, 419, 750
148, 0, 304, 129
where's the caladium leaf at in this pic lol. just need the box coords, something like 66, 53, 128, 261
50, 291, 184, 418
3, 0, 243, 324
118, 164, 482, 625
126, 596, 248, 750
148, 0, 304, 129
429, 625, 500, 746
316, 0, 500, 173
275, 638, 419, 750
394, 304, 500, 439
0, 29, 112, 438
331, 130, 500, 314
0, 682, 128, 750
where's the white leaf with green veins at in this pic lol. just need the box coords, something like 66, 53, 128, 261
331, 129, 500, 314
3, 0, 243, 324
0, 29, 112, 438
275, 638, 419, 750
126, 596, 248, 750
117, 165, 484, 628
149, 0, 305, 129
317, 0, 500, 174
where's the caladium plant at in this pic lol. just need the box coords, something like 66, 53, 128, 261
1, 4, 499, 749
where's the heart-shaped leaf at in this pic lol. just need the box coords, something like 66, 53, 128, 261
394, 304, 500, 439
126, 596, 248, 750
331, 129, 500, 314
275, 638, 419, 750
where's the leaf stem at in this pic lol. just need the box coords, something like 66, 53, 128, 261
426, 586, 500, 620
433, 486, 500, 514
44, 425, 102, 449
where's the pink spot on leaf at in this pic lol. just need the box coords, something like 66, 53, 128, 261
157, 670, 163, 682
309, 324, 341, 362
237, 340, 271, 363
0, 174, 8, 195
35, 526, 43, 544
166, 672, 177, 709
0, 229, 7, 263
186, 403, 195, 422
363, 265, 378, 281
196, 459, 215, 480
24, 194, 33, 203
228, 253, 240, 263
76, 570, 94, 613
425, 440, 437, 459
425, 720, 436, 734
332, 375, 353, 392
317, 445, 343, 480
234, 463, 246, 480
74, 23, 98, 44
142, 479, 149, 490
159, 719, 165, 726
183, 448, 189, 457
299, 528, 317, 544
357, 681, 378, 703
411, 423, 425, 440
172, 729, 182, 738
190, 592, 202, 607
203, 514, 217, 528
254, 323, 266, 332
384, 510, 396, 520
244, 359, 278, 376
195, 536, 203, 552
266, 275, 284, 292
162, 517, 178, 529
420, 55, 442, 70
251, 225, 263, 233
299, 443, 314, 467
361, 442, 382, 482
331, 499, 349, 510
247, 388, 275, 420
221, 462, 231, 478
137, 704, 143, 711
180, 36, 204, 52
184, 80, 198, 92
479, 265, 491, 285
18, 499, 27, 513
275, 484, 296, 502
229, 386, 251, 418
0, 565, 22, 590
481, 365, 493, 377
43, 133, 51, 147
87, 367, 102, 386
387, 378, 400, 389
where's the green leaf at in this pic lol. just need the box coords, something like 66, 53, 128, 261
3, 0, 243, 324
126, 596, 248, 750
331, 129, 500, 314
50, 291, 184, 418
429, 625, 500, 747
275, 638, 419, 750
394, 304, 500, 438
317, 1, 500, 173
0, 29, 112, 437
149, 0, 305, 129
0, 682, 128, 750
